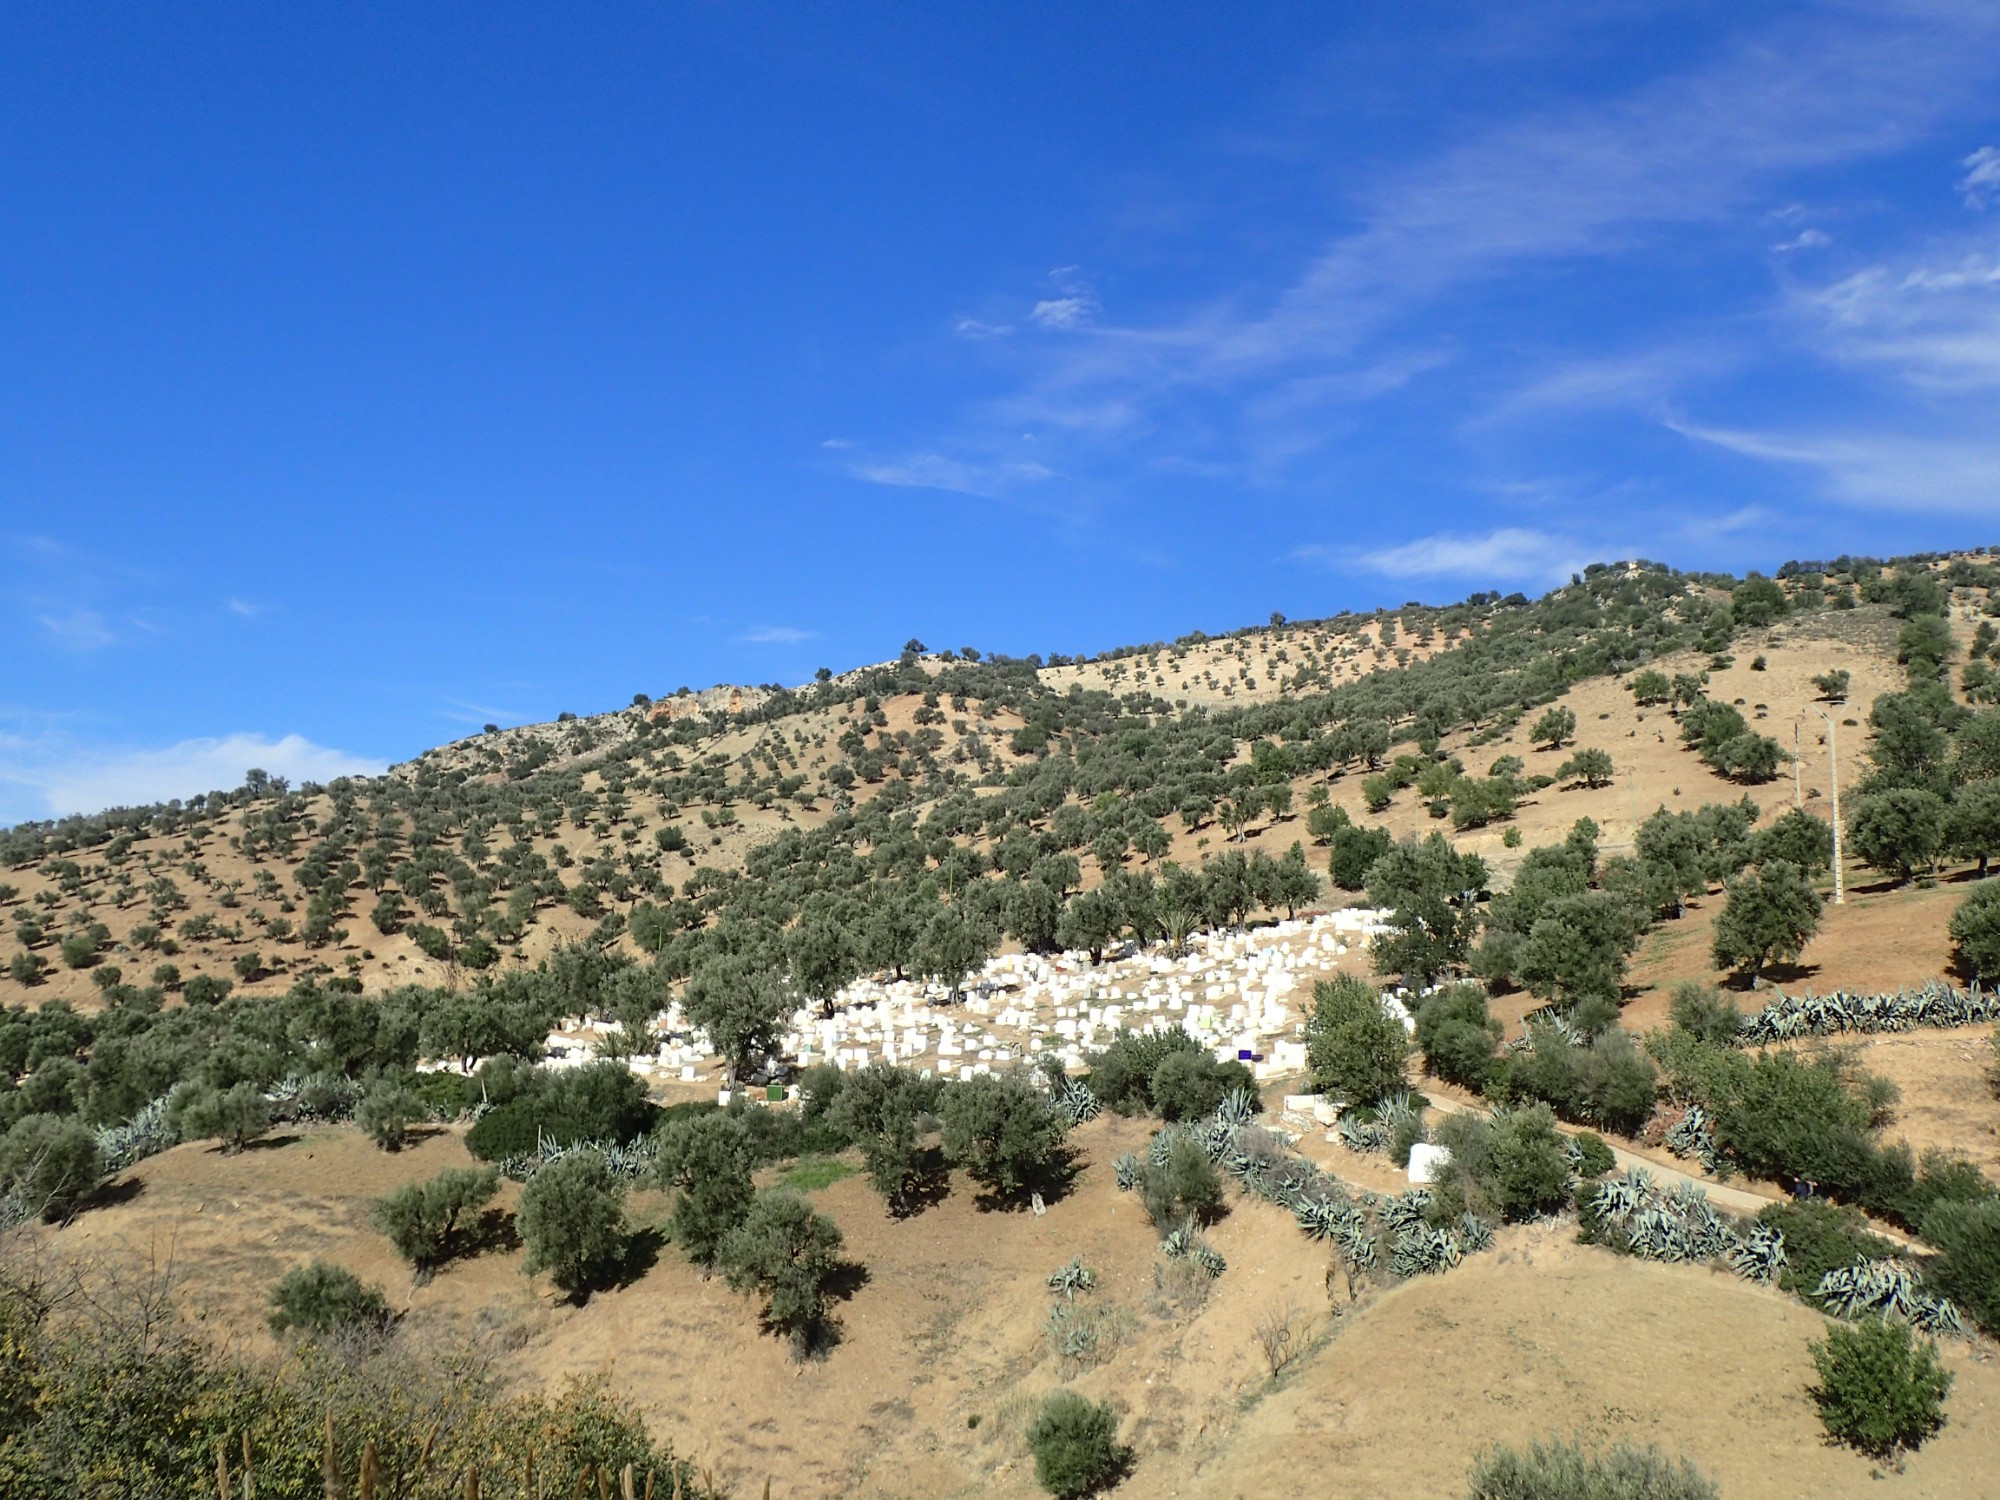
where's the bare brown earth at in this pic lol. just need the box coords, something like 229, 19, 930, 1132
37, 1116, 2000, 1499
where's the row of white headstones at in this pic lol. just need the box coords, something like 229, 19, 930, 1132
538, 906, 1402, 1092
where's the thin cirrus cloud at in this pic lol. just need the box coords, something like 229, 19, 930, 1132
1301, 527, 1594, 586
36, 609, 117, 651
1667, 419, 2000, 516
852, 6, 2000, 535
848, 452, 1055, 499
0, 730, 387, 822
741, 625, 818, 645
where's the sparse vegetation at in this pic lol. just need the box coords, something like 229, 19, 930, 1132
1464, 1437, 1719, 1500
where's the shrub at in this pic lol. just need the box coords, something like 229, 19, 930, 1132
1026, 1391, 1130, 1500
464, 1062, 657, 1160
1708, 1051, 1874, 1194
355, 1079, 424, 1151
1573, 1030, 1658, 1137
0, 1112, 102, 1221
1756, 1200, 1896, 1308
658, 1110, 756, 1265
1464, 1436, 1718, 1500
267, 1261, 391, 1338
1146, 1049, 1253, 1122
1086, 1029, 1200, 1115
1666, 982, 1741, 1047
719, 1191, 848, 1357
372, 1165, 500, 1279
518, 1150, 627, 1303
1919, 1197, 2000, 1337
1573, 1132, 1617, 1179
1711, 860, 1821, 979
1305, 974, 1410, 1107
170, 1080, 272, 1153
1949, 883, 2000, 982
1413, 984, 1501, 1092
1808, 1317, 1952, 1462
1432, 1105, 1571, 1224
822, 1063, 939, 1211
1138, 1132, 1225, 1231
939, 1072, 1067, 1203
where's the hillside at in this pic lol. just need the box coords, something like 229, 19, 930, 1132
5, 549, 2000, 1498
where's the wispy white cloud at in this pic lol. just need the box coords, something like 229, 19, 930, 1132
1961, 145, 2000, 208
225, 597, 261, 617
741, 625, 817, 645
1668, 417, 2000, 515
438, 698, 522, 727
37, 609, 115, 651
1773, 228, 1831, 252
1029, 297, 1094, 331
953, 317, 1013, 340
1795, 238, 2000, 392
1299, 527, 1593, 584
0, 730, 386, 822
850, 452, 1056, 499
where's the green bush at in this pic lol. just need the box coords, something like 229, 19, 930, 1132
267, 1261, 391, 1338
169, 1080, 272, 1153
1808, 1317, 1952, 1462
518, 1151, 627, 1303
1919, 1197, 2000, 1337
355, 1079, 424, 1151
1465, 1436, 1718, 1499
658, 1110, 756, 1265
1305, 974, 1410, 1107
372, 1165, 500, 1279
1085, 1029, 1201, 1115
0, 1113, 102, 1221
464, 1061, 658, 1160
939, 1072, 1067, 1204
1756, 1200, 1896, 1308
1431, 1105, 1571, 1224
1146, 1049, 1253, 1122
1949, 882, 2000, 981
1572, 1131, 1616, 1179
720, 1191, 848, 1357
1666, 982, 1741, 1046
1138, 1132, 1225, 1231
1413, 984, 1501, 1092
1026, 1390, 1130, 1499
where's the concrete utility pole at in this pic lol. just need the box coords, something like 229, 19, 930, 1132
1817, 709, 1844, 906
1793, 721, 1803, 809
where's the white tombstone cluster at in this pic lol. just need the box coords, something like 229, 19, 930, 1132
534, 906, 1396, 1097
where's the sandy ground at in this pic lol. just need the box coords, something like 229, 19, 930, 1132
36, 1111, 2000, 1499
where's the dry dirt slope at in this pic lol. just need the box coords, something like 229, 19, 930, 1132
38, 1115, 2000, 1499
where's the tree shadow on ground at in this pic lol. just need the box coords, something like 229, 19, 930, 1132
609, 1224, 666, 1290
471, 1207, 521, 1256
970, 1144, 1081, 1213
888, 1149, 952, 1219
76, 1175, 145, 1216
240, 1132, 303, 1153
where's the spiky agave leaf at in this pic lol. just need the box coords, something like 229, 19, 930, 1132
1113, 1152, 1142, 1191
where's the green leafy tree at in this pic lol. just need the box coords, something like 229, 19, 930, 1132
1629, 669, 1673, 706
1413, 984, 1502, 1091
267, 1261, 392, 1338
1949, 882, 2000, 982
826, 1064, 939, 1213
1305, 973, 1409, 1107
1808, 1318, 1952, 1463
372, 1165, 501, 1280
355, 1079, 424, 1151
519, 1150, 627, 1303
1027, 1391, 1130, 1500
720, 1191, 849, 1357
1813, 669, 1852, 703
938, 1072, 1067, 1204
1515, 891, 1646, 1005
1919, 1198, 2000, 1337
1711, 860, 1822, 979
1138, 1129, 1225, 1230
1530, 706, 1577, 749
682, 955, 795, 1083
1753, 807, 1835, 875
169, 1080, 272, 1153
1946, 782, 2000, 877
1847, 789, 1948, 885
658, 1110, 756, 1264
0, 1113, 102, 1221
1366, 833, 1486, 986
1555, 747, 1615, 788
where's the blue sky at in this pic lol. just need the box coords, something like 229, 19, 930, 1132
5, 3, 2000, 824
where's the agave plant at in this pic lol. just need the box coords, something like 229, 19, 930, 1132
1112, 1152, 1142, 1191
1741, 981, 1999, 1044
1336, 1115, 1392, 1155
1390, 1224, 1463, 1277
1378, 1189, 1433, 1235
94, 1095, 177, 1172
1215, 1087, 1259, 1126
1052, 1077, 1101, 1128
1457, 1213, 1495, 1254
1727, 1222, 1787, 1283
1663, 1105, 1718, 1170
1047, 1257, 1096, 1300
1815, 1259, 1966, 1336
